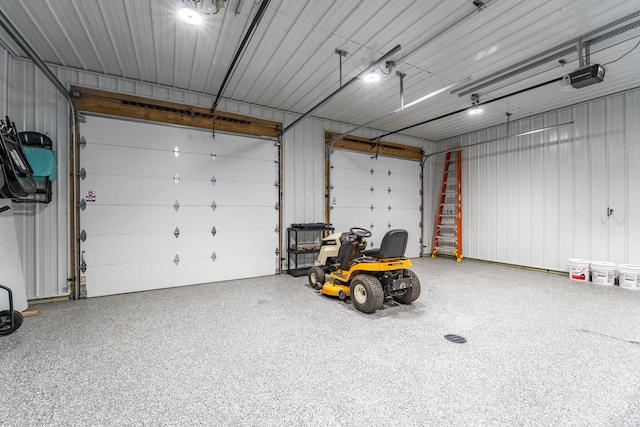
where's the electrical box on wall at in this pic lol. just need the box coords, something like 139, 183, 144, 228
568, 64, 605, 88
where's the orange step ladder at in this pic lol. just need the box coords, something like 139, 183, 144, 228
431, 150, 462, 262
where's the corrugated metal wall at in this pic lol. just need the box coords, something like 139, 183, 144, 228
0, 49, 70, 300
433, 87, 640, 271
0, 51, 430, 299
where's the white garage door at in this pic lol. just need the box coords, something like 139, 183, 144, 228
79, 115, 279, 297
329, 150, 422, 258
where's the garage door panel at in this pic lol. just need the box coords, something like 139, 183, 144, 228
389, 191, 421, 209
212, 207, 276, 230
212, 229, 277, 256
331, 208, 371, 233
82, 116, 215, 154
214, 136, 276, 161
84, 234, 176, 266
331, 150, 375, 169
371, 172, 390, 188
81, 206, 216, 235
330, 187, 372, 208
80, 115, 279, 297
213, 182, 275, 206
211, 158, 276, 183
81, 175, 215, 206
389, 173, 420, 191
331, 168, 371, 188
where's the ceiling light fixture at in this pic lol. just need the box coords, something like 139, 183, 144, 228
178, 2, 203, 25
468, 93, 483, 114
363, 72, 381, 83
178, 0, 224, 25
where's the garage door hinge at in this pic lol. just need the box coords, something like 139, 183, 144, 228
370, 168, 374, 175
370, 186, 374, 193
174, 254, 180, 265
388, 205, 392, 211
211, 226, 217, 237
211, 153, 217, 160
370, 223, 374, 229
79, 168, 87, 180
388, 170, 391, 176
79, 230, 87, 242
80, 199, 86, 211
79, 136, 86, 148
211, 252, 217, 262
174, 174, 180, 184
275, 226, 280, 233
275, 248, 280, 256
370, 205, 374, 211
174, 227, 180, 238
211, 176, 216, 186
174, 146, 180, 157
80, 251, 87, 273
211, 201, 217, 211
275, 202, 280, 210
388, 222, 392, 229
388, 187, 391, 194
174, 200, 180, 211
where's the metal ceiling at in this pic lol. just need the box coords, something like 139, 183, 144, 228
0, 0, 639, 141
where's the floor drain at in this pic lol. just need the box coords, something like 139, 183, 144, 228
444, 334, 467, 344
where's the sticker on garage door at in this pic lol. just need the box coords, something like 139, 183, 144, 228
86, 190, 96, 202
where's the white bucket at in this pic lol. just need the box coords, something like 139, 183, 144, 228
568, 258, 590, 283
618, 264, 640, 290
590, 261, 616, 286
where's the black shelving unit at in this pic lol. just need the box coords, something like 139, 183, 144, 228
287, 223, 334, 277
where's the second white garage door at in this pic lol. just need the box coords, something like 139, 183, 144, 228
329, 149, 422, 258
79, 115, 279, 297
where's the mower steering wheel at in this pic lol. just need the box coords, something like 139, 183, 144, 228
350, 227, 372, 238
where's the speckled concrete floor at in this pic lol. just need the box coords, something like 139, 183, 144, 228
1, 257, 639, 426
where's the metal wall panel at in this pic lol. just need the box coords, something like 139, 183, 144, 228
0, 52, 430, 297
0, 50, 70, 300
434, 87, 640, 271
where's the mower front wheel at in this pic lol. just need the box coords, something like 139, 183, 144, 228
393, 269, 421, 304
350, 274, 384, 313
308, 266, 325, 290
0, 310, 23, 336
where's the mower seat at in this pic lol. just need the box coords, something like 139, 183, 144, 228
363, 229, 408, 259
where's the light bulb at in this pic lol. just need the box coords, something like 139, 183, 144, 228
178, 3, 203, 25
363, 72, 380, 83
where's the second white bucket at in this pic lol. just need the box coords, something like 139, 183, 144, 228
568, 258, 590, 283
618, 264, 640, 290
591, 261, 616, 286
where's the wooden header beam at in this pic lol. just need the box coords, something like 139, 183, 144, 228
70, 86, 282, 138
325, 131, 423, 161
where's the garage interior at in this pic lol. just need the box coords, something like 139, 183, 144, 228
1, 0, 639, 425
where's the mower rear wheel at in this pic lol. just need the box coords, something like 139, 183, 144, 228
350, 274, 384, 313
308, 266, 325, 290
393, 269, 421, 304
0, 310, 23, 336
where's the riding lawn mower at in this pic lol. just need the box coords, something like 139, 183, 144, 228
307, 227, 420, 313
